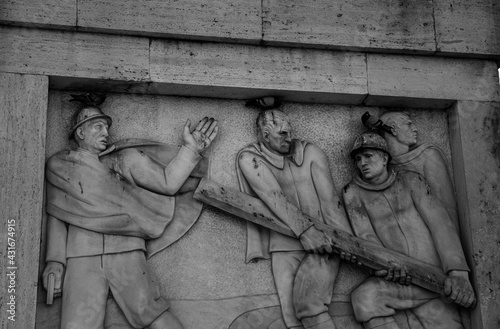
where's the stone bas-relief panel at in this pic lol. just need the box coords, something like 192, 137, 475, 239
38, 91, 459, 329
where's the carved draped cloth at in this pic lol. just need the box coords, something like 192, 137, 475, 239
45, 139, 208, 257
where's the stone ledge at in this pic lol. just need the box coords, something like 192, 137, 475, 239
0, 0, 76, 28
150, 40, 369, 105
435, 0, 500, 58
262, 0, 436, 54
0, 26, 150, 81
367, 54, 500, 103
77, 0, 262, 44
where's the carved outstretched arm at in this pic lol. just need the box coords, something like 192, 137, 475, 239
127, 118, 218, 195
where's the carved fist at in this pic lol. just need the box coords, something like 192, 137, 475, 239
299, 226, 333, 254
444, 270, 476, 308
42, 261, 65, 298
340, 251, 363, 266
374, 267, 412, 286
183, 117, 219, 154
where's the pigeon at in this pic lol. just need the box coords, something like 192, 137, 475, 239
361, 111, 392, 133
245, 96, 283, 110
70, 93, 107, 106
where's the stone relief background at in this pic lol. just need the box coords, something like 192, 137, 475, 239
37, 90, 455, 328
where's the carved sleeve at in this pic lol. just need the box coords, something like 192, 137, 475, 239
126, 146, 202, 195
342, 184, 382, 245
45, 215, 68, 265
423, 147, 460, 232
238, 152, 313, 236
308, 144, 352, 232
408, 174, 469, 273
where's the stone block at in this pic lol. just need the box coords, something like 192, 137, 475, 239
0, 73, 48, 329
366, 54, 500, 103
262, 0, 435, 53
77, 0, 262, 43
0, 0, 76, 28
0, 26, 150, 81
435, 0, 500, 58
448, 101, 500, 329
150, 40, 368, 104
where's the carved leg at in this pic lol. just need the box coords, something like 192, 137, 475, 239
61, 256, 109, 329
147, 311, 183, 329
271, 251, 306, 329
293, 253, 339, 329
351, 277, 442, 329
363, 317, 400, 329
104, 251, 172, 328
410, 298, 463, 329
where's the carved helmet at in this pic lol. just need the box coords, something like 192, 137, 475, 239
70, 106, 112, 139
350, 132, 391, 161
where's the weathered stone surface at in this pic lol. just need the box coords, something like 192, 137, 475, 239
0, 0, 76, 28
78, 0, 262, 43
0, 73, 48, 329
0, 26, 149, 81
262, 0, 435, 53
366, 54, 500, 103
150, 40, 368, 104
435, 0, 500, 57
449, 101, 500, 329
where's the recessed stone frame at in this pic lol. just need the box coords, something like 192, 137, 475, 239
2, 68, 499, 329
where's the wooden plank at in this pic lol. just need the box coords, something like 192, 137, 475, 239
367, 54, 500, 103
0, 73, 48, 329
194, 178, 447, 295
448, 101, 500, 328
77, 0, 262, 43
150, 40, 368, 104
0, 26, 150, 81
263, 0, 435, 53
0, 0, 76, 28
435, 0, 500, 58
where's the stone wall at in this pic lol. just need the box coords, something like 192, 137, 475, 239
0, 1, 499, 328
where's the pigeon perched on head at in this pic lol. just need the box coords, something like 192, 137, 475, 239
245, 96, 282, 110
70, 93, 107, 107
361, 111, 392, 134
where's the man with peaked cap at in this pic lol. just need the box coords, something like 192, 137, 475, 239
236, 109, 351, 329
342, 132, 475, 329
42, 104, 218, 329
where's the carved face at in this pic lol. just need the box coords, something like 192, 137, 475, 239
76, 118, 110, 154
262, 117, 292, 155
355, 149, 388, 183
392, 115, 418, 147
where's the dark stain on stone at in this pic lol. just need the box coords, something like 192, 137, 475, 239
252, 157, 259, 169
482, 108, 500, 167
78, 181, 83, 194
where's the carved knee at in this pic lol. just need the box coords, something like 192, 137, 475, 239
351, 278, 385, 322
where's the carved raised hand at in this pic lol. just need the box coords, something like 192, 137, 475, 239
183, 117, 219, 154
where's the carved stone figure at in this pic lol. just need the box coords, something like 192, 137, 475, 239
372, 111, 460, 231
42, 102, 218, 329
236, 109, 351, 329
342, 132, 475, 329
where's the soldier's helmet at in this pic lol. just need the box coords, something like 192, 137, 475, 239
350, 132, 391, 161
70, 106, 112, 139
